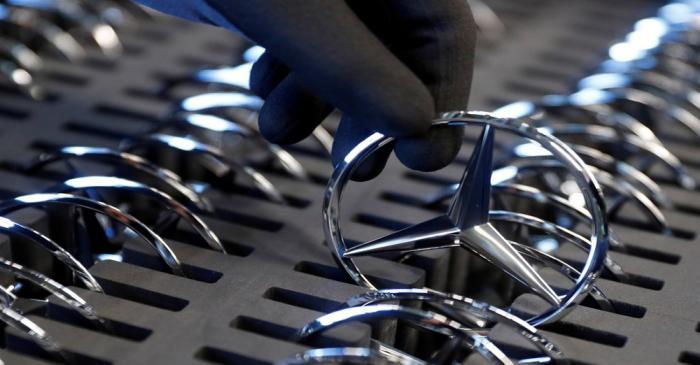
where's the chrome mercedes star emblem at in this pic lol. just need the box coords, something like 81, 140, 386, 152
323, 112, 610, 326
342, 126, 560, 306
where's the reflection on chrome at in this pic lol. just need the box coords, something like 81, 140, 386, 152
0, 257, 110, 331
48, 176, 225, 255
298, 304, 515, 365
325, 112, 609, 326
155, 113, 311, 182
0, 193, 187, 276
121, 134, 287, 204
0, 215, 102, 291
27, 146, 212, 212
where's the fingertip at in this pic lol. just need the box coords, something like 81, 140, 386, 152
348, 146, 393, 181
249, 51, 290, 98
394, 125, 464, 172
258, 74, 333, 145
358, 80, 435, 138
332, 116, 395, 181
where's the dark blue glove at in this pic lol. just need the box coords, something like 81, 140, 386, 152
137, 0, 477, 180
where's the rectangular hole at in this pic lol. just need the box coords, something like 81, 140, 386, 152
227, 184, 311, 208
564, 258, 664, 291
210, 208, 284, 232
45, 302, 152, 341
293, 261, 405, 288
354, 213, 409, 231
120, 247, 223, 284
43, 71, 89, 86
6, 333, 112, 364
610, 244, 681, 265
293, 261, 357, 285
578, 295, 647, 319
404, 171, 456, 187
612, 216, 695, 240
63, 121, 131, 140
96, 278, 189, 311
195, 347, 273, 365
540, 321, 627, 347
263, 287, 342, 313
230, 316, 296, 342
93, 104, 159, 123
680, 352, 700, 365
248, 161, 328, 187
83, 57, 117, 71
166, 228, 254, 257
0, 103, 29, 120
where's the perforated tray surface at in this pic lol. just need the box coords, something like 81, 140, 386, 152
2, 0, 699, 364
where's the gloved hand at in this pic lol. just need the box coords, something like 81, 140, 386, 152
136, 0, 477, 181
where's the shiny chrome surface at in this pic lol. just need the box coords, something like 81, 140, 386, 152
494, 97, 696, 190
324, 111, 609, 326
0, 215, 102, 291
490, 210, 628, 283
0, 4, 86, 62
27, 146, 212, 212
7, 0, 123, 57
346, 288, 568, 364
121, 133, 287, 204
157, 113, 311, 182
279, 347, 415, 365
0, 300, 68, 361
47, 176, 225, 255
496, 158, 669, 232
0, 257, 109, 331
176, 90, 334, 155
0, 192, 188, 276
298, 304, 514, 365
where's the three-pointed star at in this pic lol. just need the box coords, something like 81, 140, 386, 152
344, 126, 561, 306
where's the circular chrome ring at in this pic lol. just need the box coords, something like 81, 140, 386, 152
27, 146, 212, 212
0, 257, 109, 331
323, 111, 609, 326
0, 216, 102, 292
0, 193, 187, 277
346, 288, 568, 364
120, 133, 287, 204
279, 347, 411, 365
298, 304, 514, 365
0, 302, 69, 361
47, 176, 225, 255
